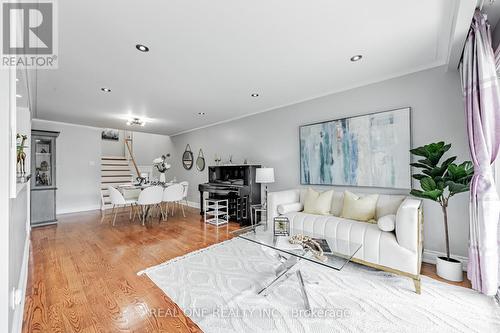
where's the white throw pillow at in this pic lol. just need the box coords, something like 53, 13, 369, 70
277, 202, 304, 215
330, 191, 344, 216
303, 188, 334, 215
377, 214, 396, 232
341, 191, 379, 222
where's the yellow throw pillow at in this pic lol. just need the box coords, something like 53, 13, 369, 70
303, 188, 334, 215
341, 191, 379, 222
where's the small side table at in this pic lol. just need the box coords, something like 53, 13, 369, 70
204, 199, 229, 226
250, 204, 267, 227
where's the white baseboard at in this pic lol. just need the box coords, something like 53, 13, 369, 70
57, 204, 101, 215
185, 200, 200, 209
11, 236, 30, 333
422, 249, 468, 271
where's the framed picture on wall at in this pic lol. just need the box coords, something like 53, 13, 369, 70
299, 107, 411, 189
101, 129, 120, 141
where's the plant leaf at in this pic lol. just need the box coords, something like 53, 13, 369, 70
412, 174, 427, 180
410, 142, 450, 165
410, 162, 432, 170
417, 159, 437, 168
447, 161, 474, 182
420, 177, 437, 191
410, 189, 442, 201
446, 180, 470, 195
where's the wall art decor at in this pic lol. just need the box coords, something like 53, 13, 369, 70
299, 108, 411, 189
196, 149, 205, 171
101, 128, 119, 141
182, 144, 194, 170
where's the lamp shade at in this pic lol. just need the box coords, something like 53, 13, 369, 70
256, 168, 275, 183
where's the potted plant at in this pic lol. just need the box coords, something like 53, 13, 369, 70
409, 142, 473, 282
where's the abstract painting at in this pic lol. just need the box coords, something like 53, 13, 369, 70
300, 108, 411, 189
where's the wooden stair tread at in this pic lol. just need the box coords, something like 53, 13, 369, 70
100, 154, 134, 210
101, 161, 130, 166
101, 156, 128, 160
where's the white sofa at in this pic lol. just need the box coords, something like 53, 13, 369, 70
267, 189, 424, 293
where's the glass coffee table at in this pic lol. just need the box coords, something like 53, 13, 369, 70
235, 225, 362, 310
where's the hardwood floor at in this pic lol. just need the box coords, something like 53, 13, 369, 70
22, 206, 471, 333
421, 262, 472, 289
22, 206, 238, 333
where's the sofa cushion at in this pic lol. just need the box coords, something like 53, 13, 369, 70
341, 191, 379, 222
303, 188, 333, 215
330, 191, 344, 216
376, 195, 406, 219
277, 202, 304, 215
283, 211, 418, 275
377, 214, 396, 232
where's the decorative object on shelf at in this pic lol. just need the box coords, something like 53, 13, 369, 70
223, 154, 234, 165
256, 167, 274, 208
289, 234, 327, 262
410, 141, 473, 282
153, 154, 171, 183
182, 144, 194, 170
244, 159, 248, 164
196, 149, 205, 171
300, 107, 411, 189
214, 154, 221, 166
273, 216, 290, 236
16, 133, 28, 176
101, 128, 119, 141
40, 161, 49, 171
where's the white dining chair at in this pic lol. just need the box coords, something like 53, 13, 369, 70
162, 183, 185, 220
107, 186, 138, 226
179, 181, 189, 207
136, 186, 164, 225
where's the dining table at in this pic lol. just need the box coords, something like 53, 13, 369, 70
116, 182, 175, 221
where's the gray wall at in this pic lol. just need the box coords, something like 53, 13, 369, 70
1, 69, 11, 333
133, 131, 175, 165
31, 120, 175, 214
170, 65, 471, 258
32, 120, 102, 214
101, 129, 125, 156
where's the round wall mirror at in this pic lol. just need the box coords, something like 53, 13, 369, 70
182, 144, 194, 170
196, 149, 205, 171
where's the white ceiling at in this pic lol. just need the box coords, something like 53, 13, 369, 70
35, 0, 468, 136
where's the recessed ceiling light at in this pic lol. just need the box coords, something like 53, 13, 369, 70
101, 87, 111, 92
350, 55, 363, 62
251, 93, 259, 97
16, 78, 19, 82
197, 112, 206, 115
136, 44, 149, 52
16, 94, 22, 98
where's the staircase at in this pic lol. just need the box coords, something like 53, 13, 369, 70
100, 156, 134, 210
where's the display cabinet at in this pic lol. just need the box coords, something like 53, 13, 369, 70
30, 130, 59, 226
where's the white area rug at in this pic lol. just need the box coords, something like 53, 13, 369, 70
139, 238, 500, 333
